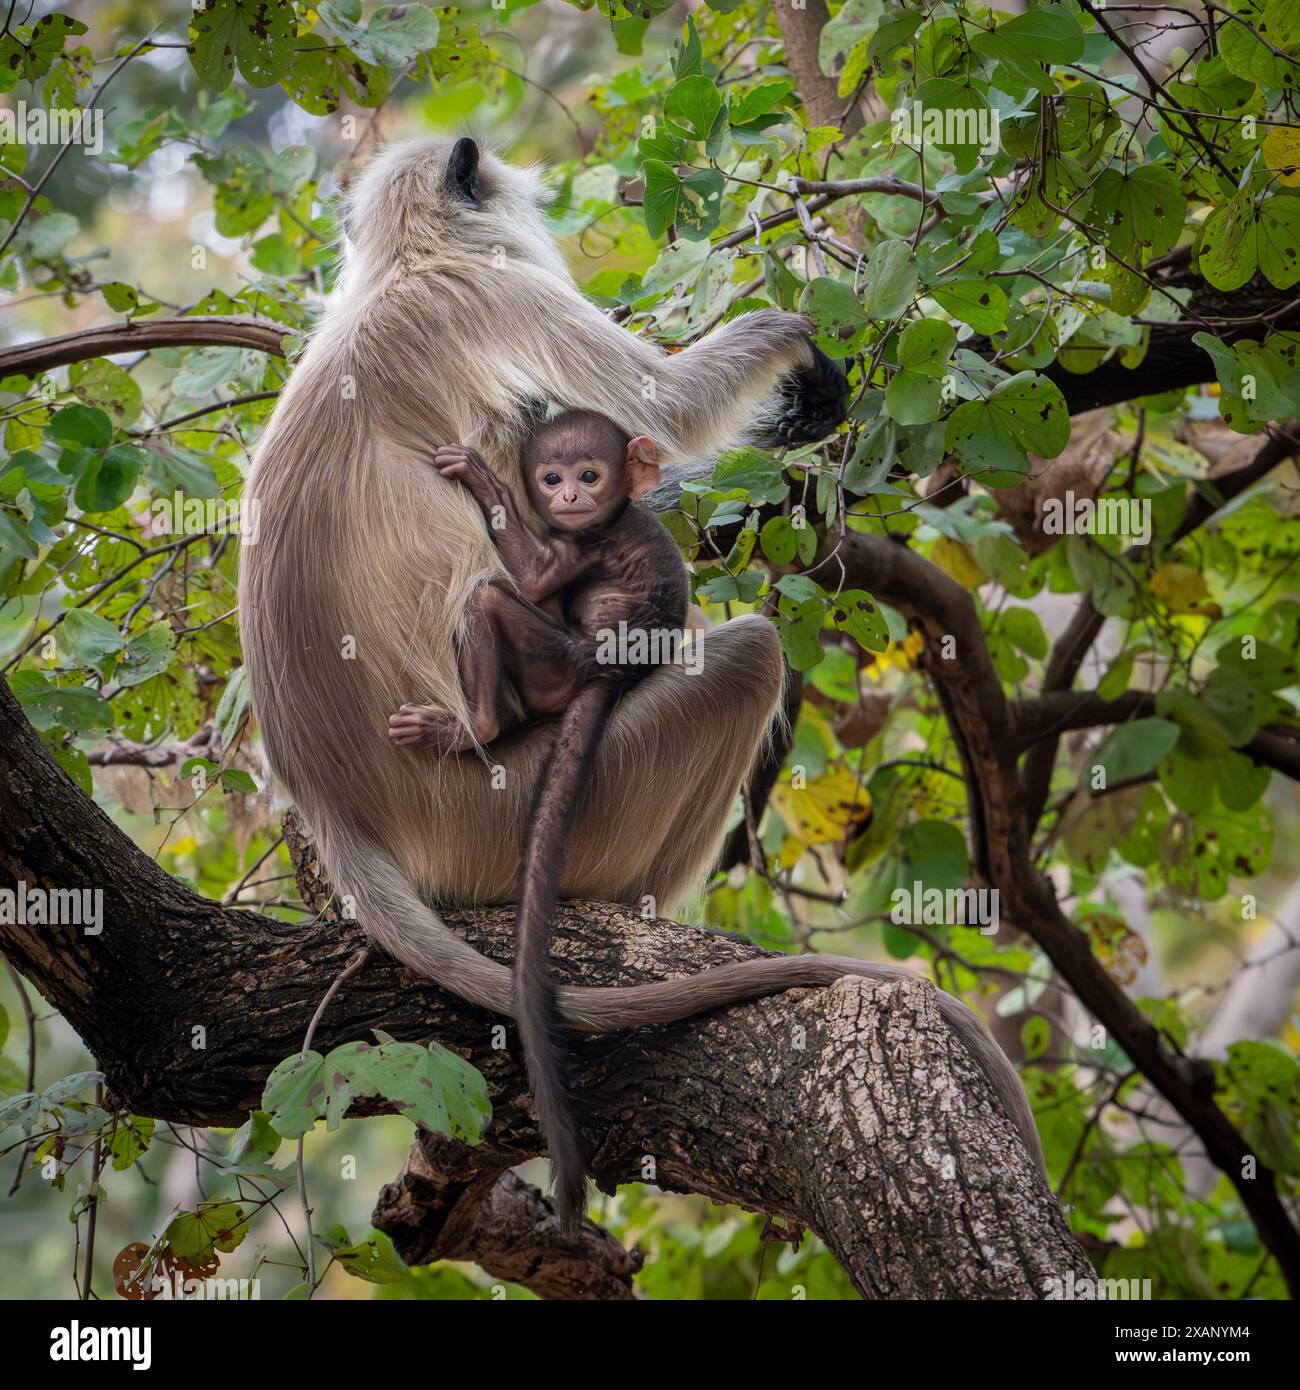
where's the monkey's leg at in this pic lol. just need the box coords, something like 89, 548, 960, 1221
479, 586, 585, 709
389, 590, 522, 752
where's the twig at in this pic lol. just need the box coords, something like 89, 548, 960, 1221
296, 948, 370, 1292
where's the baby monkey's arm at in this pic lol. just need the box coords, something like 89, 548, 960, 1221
430, 445, 595, 603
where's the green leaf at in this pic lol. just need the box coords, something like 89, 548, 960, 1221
320, 1228, 408, 1284
73, 444, 142, 513
166, 1201, 249, 1261
798, 276, 870, 356
190, 0, 296, 90
664, 74, 725, 142
945, 372, 1070, 483
863, 239, 917, 319
263, 1037, 491, 1141
1094, 718, 1182, 782
1217, 749, 1271, 810
23, 211, 78, 259
899, 819, 969, 894
1257, 196, 1300, 289
100, 281, 139, 314
886, 320, 956, 425
216, 665, 250, 744
827, 589, 889, 651
1219, 0, 1300, 89
46, 405, 111, 449
1088, 165, 1186, 261
70, 359, 144, 428
819, 0, 883, 70
972, 8, 1085, 67
109, 1116, 155, 1171
730, 78, 793, 126
1000, 607, 1048, 660
117, 624, 174, 687
776, 595, 828, 671
760, 515, 797, 564
896, 319, 957, 376
226, 1110, 282, 1165
319, 0, 440, 69
0, 509, 37, 559
146, 445, 221, 500
884, 371, 942, 425
932, 279, 1009, 334
281, 33, 390, 114
63, 610, 125, 675
11, 673, 112, 736
674, 167, 725, 239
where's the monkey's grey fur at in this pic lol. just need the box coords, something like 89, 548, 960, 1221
239, 136, 1046, 1189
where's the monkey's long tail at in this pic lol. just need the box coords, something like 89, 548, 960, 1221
514, 681, 619, 1235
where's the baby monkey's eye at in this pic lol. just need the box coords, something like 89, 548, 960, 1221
543, 471, 562, 486
579, 469, 599, 484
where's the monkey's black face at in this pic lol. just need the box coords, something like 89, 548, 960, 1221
528, 453, 627, 531
445, 137, 482, 207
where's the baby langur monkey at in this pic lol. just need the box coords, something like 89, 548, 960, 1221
389, 410, 689, 1232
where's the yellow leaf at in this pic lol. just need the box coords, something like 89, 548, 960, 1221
1151, 562, 1221, 617
863, 628, 923, 681
776, 836, 805, 871
931, 535, 987, 588
770, 765, 872, 845
909, 768, 954, 821
1263, 124, 1300, 187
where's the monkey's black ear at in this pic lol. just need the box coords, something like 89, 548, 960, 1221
445, 137, 481, 206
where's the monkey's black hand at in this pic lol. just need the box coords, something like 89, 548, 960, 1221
764, 342, 849, 447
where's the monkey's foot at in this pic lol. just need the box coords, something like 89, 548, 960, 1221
769, 341, 849, 445
387, 705, 475, 753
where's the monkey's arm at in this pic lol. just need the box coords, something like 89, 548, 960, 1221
429, 445, 597, 602
493, 265, 844, 459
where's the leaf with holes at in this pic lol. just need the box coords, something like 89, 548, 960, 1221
945, 372, 1069, 485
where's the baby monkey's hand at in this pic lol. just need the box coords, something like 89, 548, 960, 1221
430, 443, 489, 485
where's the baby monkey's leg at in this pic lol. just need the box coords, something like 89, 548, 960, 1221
389, 587, 518, 752
389, 585, 582, 751
486, 585, 590, 717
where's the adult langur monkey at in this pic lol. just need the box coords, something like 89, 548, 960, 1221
240, 136, 1046, 1179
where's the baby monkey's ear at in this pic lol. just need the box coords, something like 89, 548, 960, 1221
625, 436, 661, 500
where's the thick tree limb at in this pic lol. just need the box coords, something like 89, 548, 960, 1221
0, 680, 1084, 1299
822, 531, 1300, 1295
774, 0, 865, 139
0, 315, 290, 378
1014, 691, 1300, 781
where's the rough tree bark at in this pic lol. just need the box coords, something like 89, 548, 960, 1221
0, 679, 1088, 1299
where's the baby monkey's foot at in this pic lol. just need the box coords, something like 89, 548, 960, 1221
388, 704, 474, 753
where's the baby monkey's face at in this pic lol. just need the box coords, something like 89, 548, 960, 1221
526, 433, 661, 532
530, 450, 624, 530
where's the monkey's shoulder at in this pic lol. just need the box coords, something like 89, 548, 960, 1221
603, 502, 685, 567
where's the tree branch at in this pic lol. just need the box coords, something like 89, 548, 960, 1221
372, 1133, 644, 1301
0, 316, 290, 379
1021, 423, 1300, 828
0, 679, 1084, 1299
823, 530, 1300, 1295
773, 0, 865, 139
